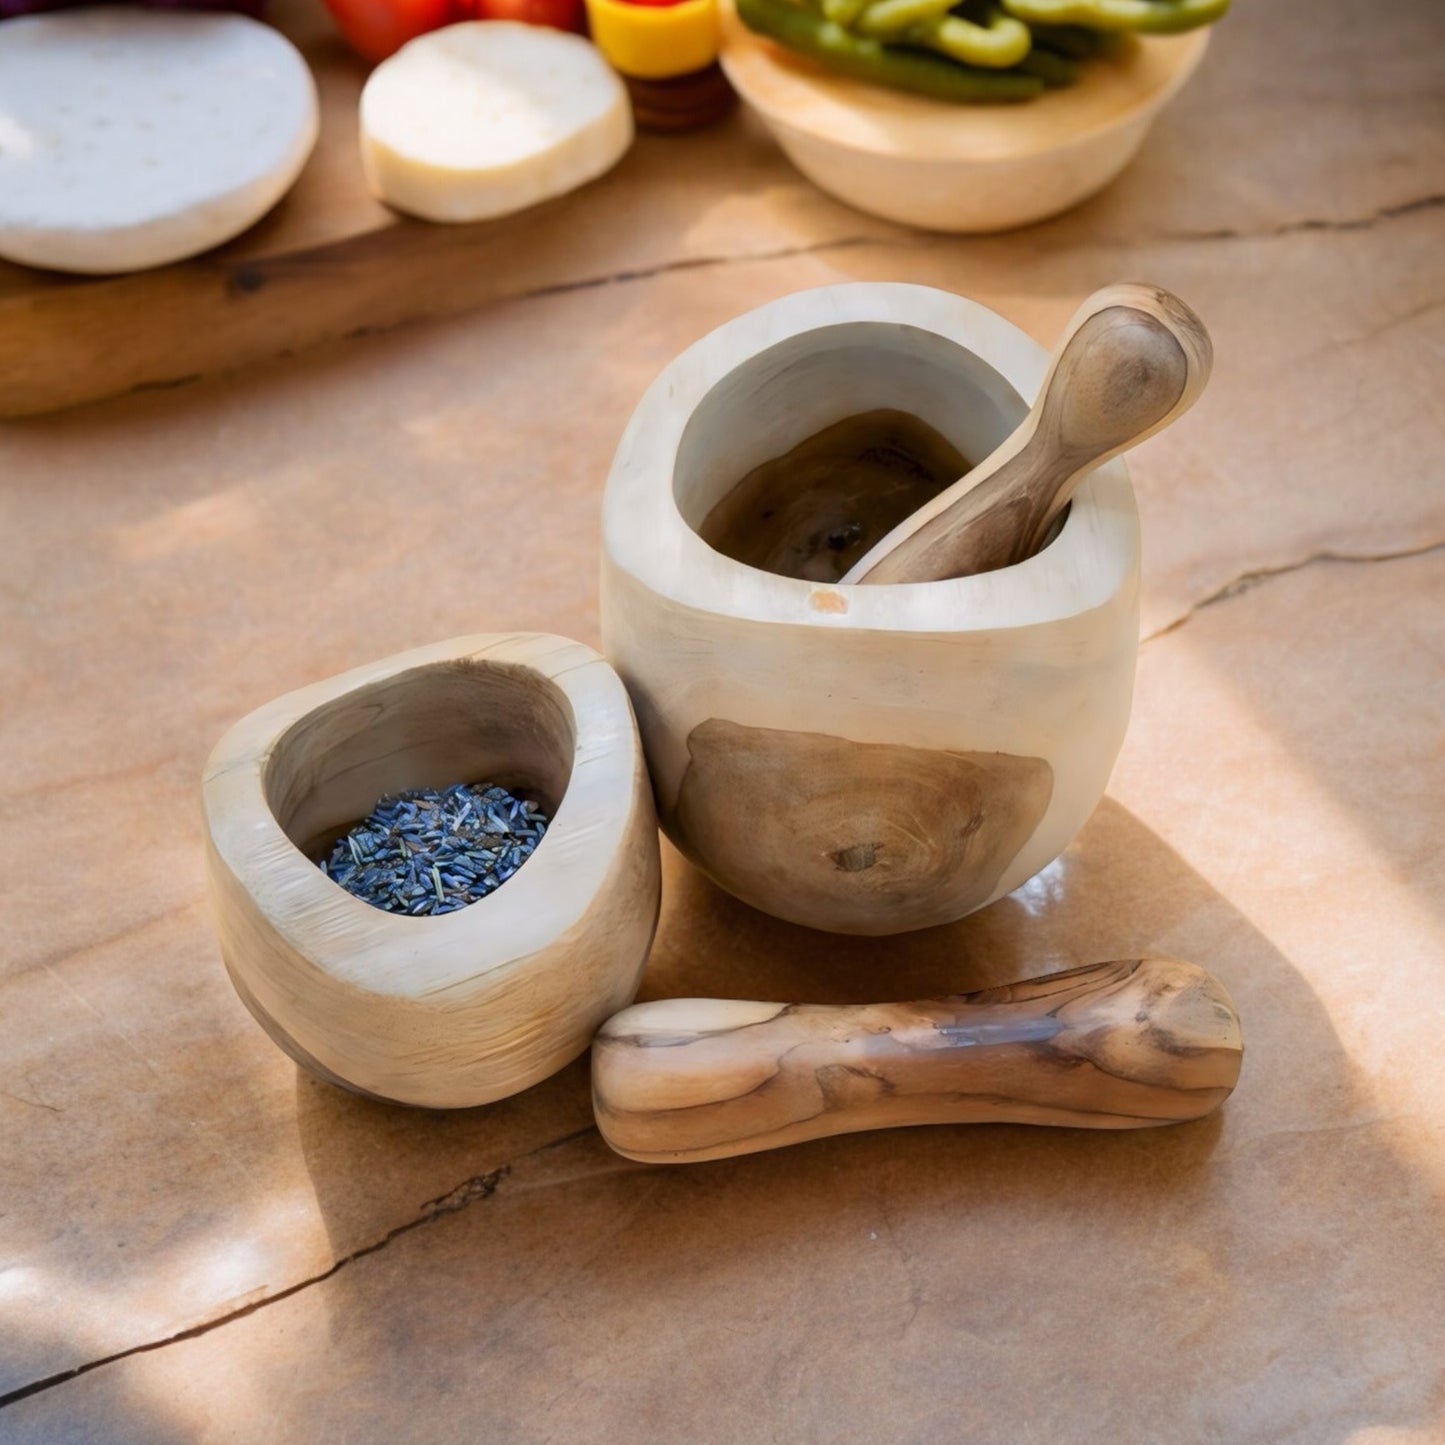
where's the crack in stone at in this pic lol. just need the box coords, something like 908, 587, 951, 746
93, 189, 1445, 413
509, 191, 1445, 306
1342, 294, 1445, 348
1283, 294, 1445, 370
0, 1123, 600, 1412
513, 231, 907, 305
500, 191, 1445, 308
493, 191, 1445, 308
1149, 192, 1445, 245
0, 1088, 63, 1115
1143, 538, 1445, 643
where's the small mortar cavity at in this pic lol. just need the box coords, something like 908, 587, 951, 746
699, 409, 968, 583
673, 320, 1031, 583
262, 660, 576, 884
319, 782, 550, 915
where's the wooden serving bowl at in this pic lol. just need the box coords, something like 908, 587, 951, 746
601, 282, 1140, 936
719, 3, 1209, 232
202, 634, 661, 1108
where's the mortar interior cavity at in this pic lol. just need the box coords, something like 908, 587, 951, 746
675, 321, 1029, 582
263, 660, 576, 862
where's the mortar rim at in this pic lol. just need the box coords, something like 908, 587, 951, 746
603, 281, 1140, 635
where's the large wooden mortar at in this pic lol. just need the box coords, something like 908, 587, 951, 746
601, 283, 1140, 935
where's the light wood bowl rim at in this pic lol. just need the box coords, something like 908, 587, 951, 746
718, 5, 1210, 163
603, 281, 1140, 633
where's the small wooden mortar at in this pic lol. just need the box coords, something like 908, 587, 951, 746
593, 957, 1244, 1163
203, 633, 661, 1108
601, 283, 1140, 936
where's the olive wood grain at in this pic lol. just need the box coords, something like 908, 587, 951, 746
842, 284, 1212, 584
671, 719, 1053, 935
592, 957, 1242, 1162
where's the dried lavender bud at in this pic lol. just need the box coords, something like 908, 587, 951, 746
320, 782, 549, 916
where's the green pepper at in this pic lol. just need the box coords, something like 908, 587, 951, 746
901, 10, 1033, 69
819, 0, 870, 26
853, 0, 955, 40
1000, 0, 1228, 34
1014, 46, 1077, 84
737, 0, 1045, 101
1023, 21, 1103, 57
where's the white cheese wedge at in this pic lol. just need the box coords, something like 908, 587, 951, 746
360, 22, 633, 224
0, 7, 317, 275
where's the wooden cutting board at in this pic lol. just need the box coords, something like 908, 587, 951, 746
0, 0, 783, 418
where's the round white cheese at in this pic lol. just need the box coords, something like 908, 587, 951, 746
360, 22, 633, 224
0, 7, 318, 275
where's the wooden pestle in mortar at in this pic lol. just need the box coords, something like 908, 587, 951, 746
592, 957, 1242, 1163
841, 284, 1213, 585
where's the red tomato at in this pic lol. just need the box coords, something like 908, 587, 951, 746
322, 0, 456, 61
468, 0, 584, 30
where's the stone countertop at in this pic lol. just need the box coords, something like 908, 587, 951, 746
2, 0, 1442, 1438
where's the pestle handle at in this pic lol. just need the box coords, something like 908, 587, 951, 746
841, 284, 1213, 585
592, 957, 1243, 1163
